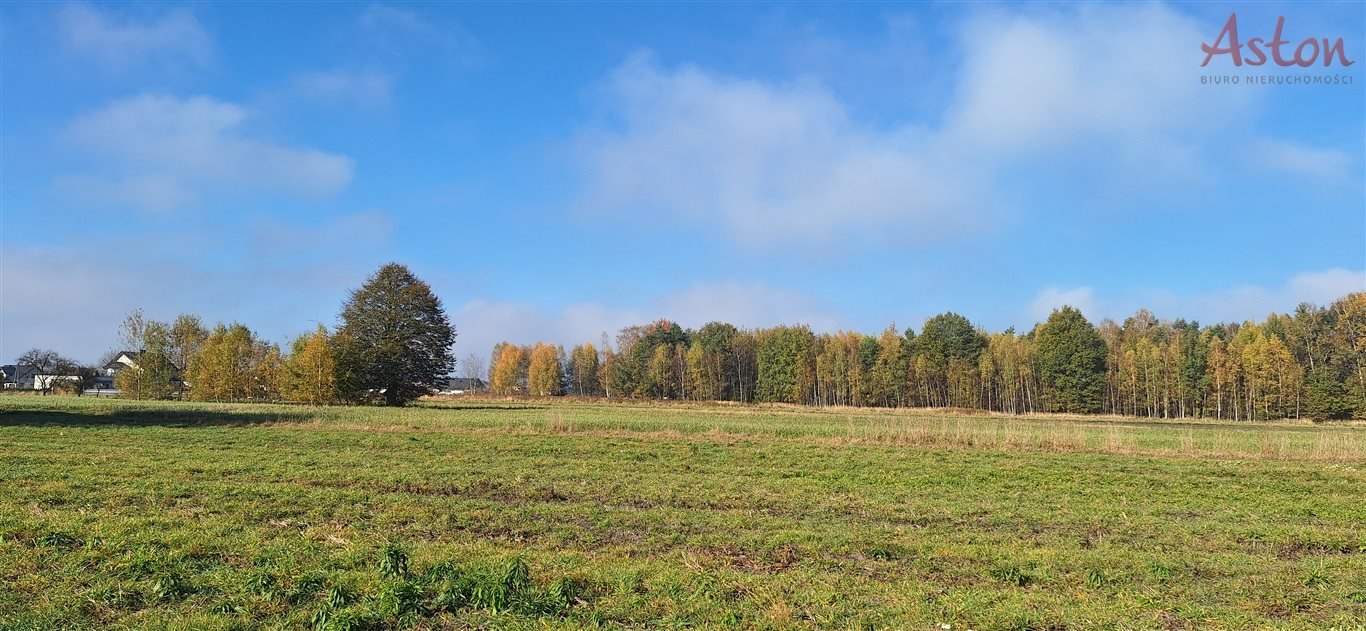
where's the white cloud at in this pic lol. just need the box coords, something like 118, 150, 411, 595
573, 4, 1348, 248
1248, 138, 1353, 180
655, 281, 842, 332
1285, 269, 1366, 305
1027, 269, 1365, 327
1029, 286, 1098, 322
945, 5, 1244, 156
57, 3, 211, 70
357, 4, 482, 65
57, 94, 354, 212
0, 212, 395, 363
291, 68, 394, 110
577, 54, 982, 247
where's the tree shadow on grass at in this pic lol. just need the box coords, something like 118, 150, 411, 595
0, 400, 552, 428
419, 404, 549, 412
0, 407, 316, 428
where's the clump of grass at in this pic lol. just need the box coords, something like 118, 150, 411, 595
149, 572, 192, 602
376, 579, 426, 624
988, 563, 1037, 587
37, 531, 82, 549
244, 570, 278, 597
378, 543, 409, 579
313, 548, 592, 627
1084, 568, 1114, 589
867, 545, 900, 561
288, 573, 327, 605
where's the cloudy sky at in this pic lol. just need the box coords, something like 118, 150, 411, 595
2, 2, 1363, 366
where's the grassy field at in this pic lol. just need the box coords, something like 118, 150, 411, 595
1, 396, 1363, 630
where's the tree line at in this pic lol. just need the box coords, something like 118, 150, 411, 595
487, 293, 1365, 420
105, 263, 455, 407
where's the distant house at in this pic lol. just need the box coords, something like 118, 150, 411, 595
1, 364, 78, 391
34, 374, 81, 391
103, 351, 143, 376
438, 377, 486, 394
1, 364, 36, 390
99, 350, 185, 394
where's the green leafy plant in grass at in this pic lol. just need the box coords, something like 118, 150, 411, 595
312, 607, 372, 631
989, 563, 1035, 587
288, 573, 327, 605
209, 599, 247, 616
425, 561, 473, 612
424, 554, 587, 618
88, 585, 142, 611
245, 570, 278, 597
1301, 565, 1330, 588
37, 531, 82, 549
378, 543, 409, 579
149, 572, 191, 602
326, 586, 353, 609
376, 580, 426, 626
1084, 568, 1113, 589
500, 556, 532, 593
867, 545, 901, 561
310, 586, 364, 631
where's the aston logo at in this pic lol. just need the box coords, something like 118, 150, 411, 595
1201, 12, 1354, 67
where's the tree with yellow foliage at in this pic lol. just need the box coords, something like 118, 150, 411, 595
528, 343, 563, 396
491, 345, 526, 394
282, 325, 337, 405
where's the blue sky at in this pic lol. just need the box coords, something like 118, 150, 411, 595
2, 1, 1363, 366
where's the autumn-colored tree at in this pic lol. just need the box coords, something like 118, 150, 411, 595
868, 325, 910, 407
528, 343, 563, 396
170, 314, 209, 395
568, 343, 600, 396
1332, 293, 1366, 417
490, 344, 526, 395
190, 323, 275, 402
647, 344, 677, 398
114, 310, 178, 400
282, 325, 337, 405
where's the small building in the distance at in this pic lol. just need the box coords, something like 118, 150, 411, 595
1, 364, 36, 389
103, 351, 143, 377
438, 377, 486, 395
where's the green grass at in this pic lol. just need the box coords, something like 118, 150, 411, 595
1, 396, 1364, 629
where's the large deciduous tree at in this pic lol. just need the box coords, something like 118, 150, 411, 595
334, 263, 456, 406
1035, 306, 1107, 414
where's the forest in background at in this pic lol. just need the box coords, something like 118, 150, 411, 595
490, 293, 1364, 421
74, 288, 1366, 421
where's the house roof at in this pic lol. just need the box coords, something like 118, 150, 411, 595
1, 364, 37, 382
103, 351, 141, 370
103, 351, 183, 373
445, 377, 486, 390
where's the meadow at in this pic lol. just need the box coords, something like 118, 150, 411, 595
1, 396, 1363, 630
